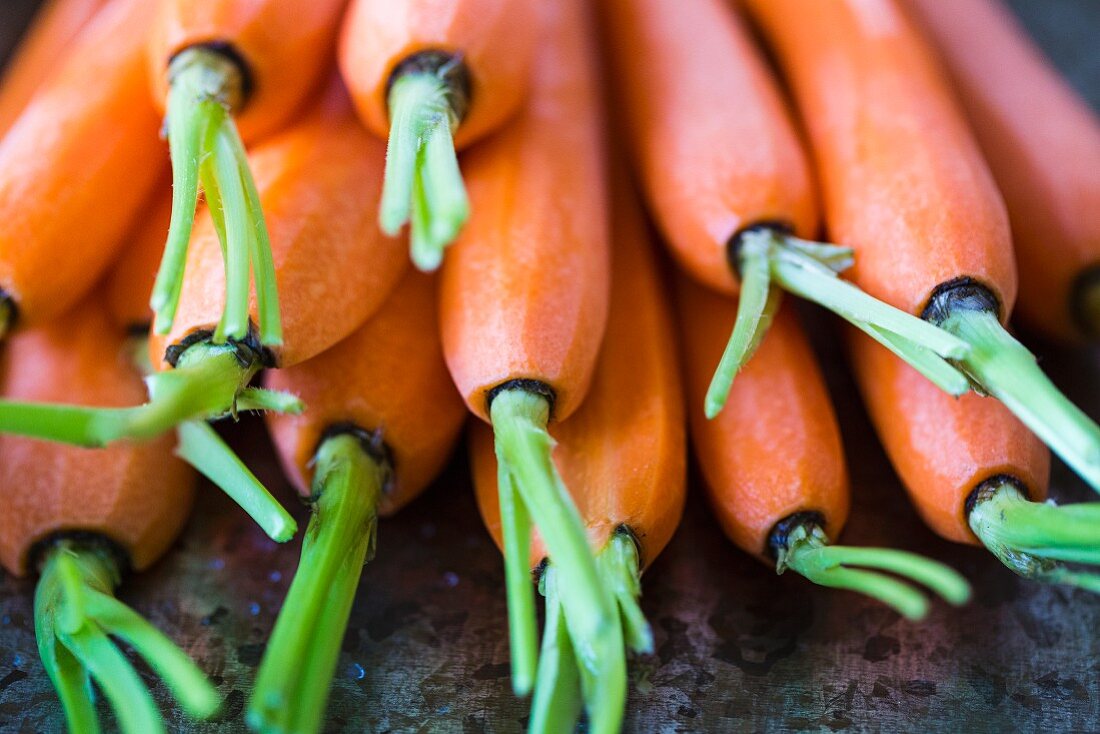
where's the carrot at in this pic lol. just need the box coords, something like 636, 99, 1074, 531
742, 0, 1100, 494
250, 270, 465, 734
598, 0, 972, 422
0, 300, 220, 732
0, 82, 407, 458
439, 0, 612, 705
904, 0, 1100, 343
107, 177, 172, 333
338, 0, 537, 270
678, 276, 971, 619
469, 172, 685, 732
850, 331, 1100, 591
0, 0, 106, 137
147, 0, 348, 346
0, 0, 163, 336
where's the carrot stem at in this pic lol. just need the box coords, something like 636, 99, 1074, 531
497, 443, 538, 695
155, 47, 282, 346
970, 481, 1100, 592
34, 541, 220, 734
490, 389, 615, 700
528, 566, 583, 734
777, 522, 972, 620
597, 531, 653, 654
382, 71, 468, 271
247, 434, 383, 734
940, 307, 1100, 493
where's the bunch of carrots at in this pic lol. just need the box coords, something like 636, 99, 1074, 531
0, 0, 1096, 731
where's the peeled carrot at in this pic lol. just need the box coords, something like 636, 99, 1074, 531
252, 270, 465, 734
0, 299, 219, 732
678, 276, 970, 619
904, 0, 1100, 343
743, 0, 1100, 494
850, 331, 1100, 592
107, 178, 172, 332
0, 0, 107, 137
598, 0, 971, 426
0, 0, 163, 335
338, 0, 537, 269
147, 0, 348, 345
439, 0, 613, 706
469, 174, 686, 733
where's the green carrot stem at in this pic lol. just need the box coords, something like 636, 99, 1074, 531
175, 420, 297, 542
528, 566, 583, 734
35, 541, 219, 733
247, 434, 384, 734
777, 522, 972, 620
939, 307, 1100, 493
0, 341, 258, 447
154, 46, 281, 345
235, 386, 305, 415
382, 71, 468, 271
490, 389, 614, 672
597, 531, 653, 654
969, 480, 1100, 592
496, 448, 538, 695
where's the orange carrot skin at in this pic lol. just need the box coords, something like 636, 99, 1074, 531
439, 0, 609, 423
678, 279, 848, 559
470, 178, 687, 567
849, 330, 1049, 544
266, 271, 465, 515
742, 0, 1016, 319
106, 175, 172, 332
149, 0, 348, 141
339, 0, 537, 149
0, 300, 193, 575
598, 0, 817, 296
905, 0, 1100, 342
0, 0, 107, 137
0, 0, 164, 328
149, 82, 408, 369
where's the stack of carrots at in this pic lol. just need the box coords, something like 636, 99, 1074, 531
0, 0, 1096, 731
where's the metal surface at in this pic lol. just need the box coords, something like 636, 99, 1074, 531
0, 1, 1099, 731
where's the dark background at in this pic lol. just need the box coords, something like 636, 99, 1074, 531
0, 1, 1099, 732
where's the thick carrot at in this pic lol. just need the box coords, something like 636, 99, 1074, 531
743, 0, 1100, 494
0, 0, 107, 137
850, 332, 1100, 592
0, 299, 219, 732
0, 82, 406, 453
0, 0, 163, 335
469, 174, 686, 733
598, 0, 972, 425
439, 0, 613, 706
904, 0, 1100, 343
147, 0, 348, 345
338, 0, 538, 269
678, 276, 970, 619
252, 270, 465, 734
107, 177, 172, 332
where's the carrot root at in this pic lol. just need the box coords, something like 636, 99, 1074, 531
155, 47, 282, 346
706, 228, 971, 418
935, 303, 1100, 493
35, 540, 221, 734
490, 388, 616, 702
970, 480, 1100, 592
248, 433, 384, 734
775, 521, 972, 621
382, 66, 470, 271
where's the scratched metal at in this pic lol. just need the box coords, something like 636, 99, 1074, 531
0, 1, 1098, 732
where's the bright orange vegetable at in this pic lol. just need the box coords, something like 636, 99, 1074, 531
468, 173, 686, 733
439, 0, 614, 713
904, 0, 1100, 343
106, 177, 172, 332
0, 0, 107, 137
254, 270, 465, 734
850, 332, 1100, 592
0, 0, 163, 332
338, 0, 538, 268
678, 276, 970, 619
0, 297, 219, 731
743, 0, 1100, 495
